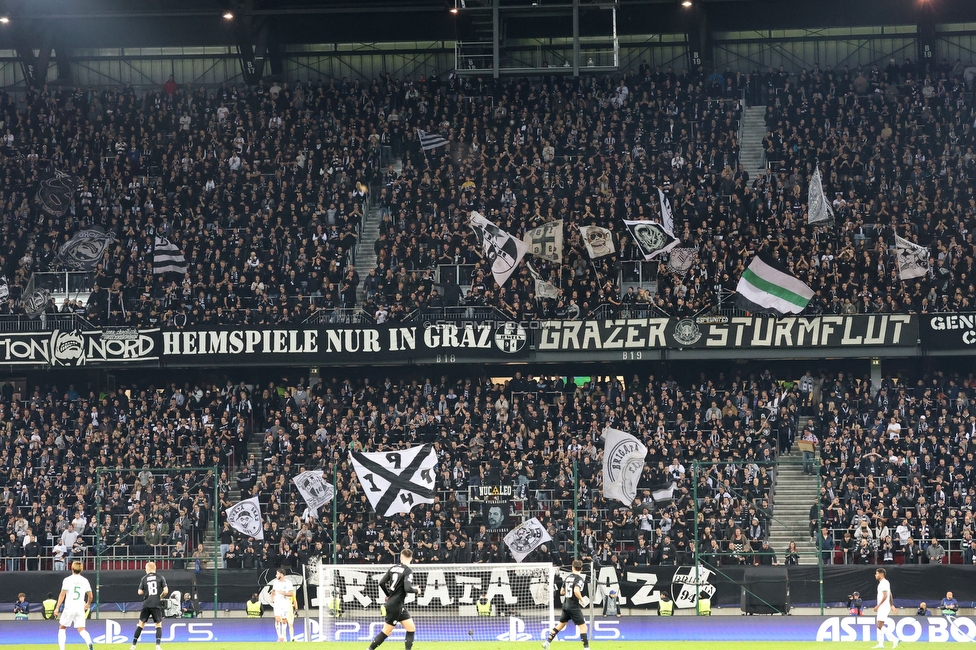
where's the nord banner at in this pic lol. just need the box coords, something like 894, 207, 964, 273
538, 315, 917, 351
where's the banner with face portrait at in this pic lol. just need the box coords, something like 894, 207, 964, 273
293, 470, 335, 512
578, 225, 616, 259
226, 496, 265, 540
602, 427, 647, 506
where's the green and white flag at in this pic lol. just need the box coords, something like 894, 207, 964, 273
736, 253, 813, 315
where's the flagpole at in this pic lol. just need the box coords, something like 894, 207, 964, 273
573, 458, 579, 559
332, 464, 338, 565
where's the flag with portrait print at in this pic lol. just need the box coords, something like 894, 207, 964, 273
225, 496, 264, 540
293, 470, 336, 512
895, 235, 929, 280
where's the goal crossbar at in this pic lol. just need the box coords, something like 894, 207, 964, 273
316, 562, 557, 643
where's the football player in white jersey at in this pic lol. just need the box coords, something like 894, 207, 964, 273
55, 561, 94, 650
269, 568, 297, 642
873, 567, 899, 649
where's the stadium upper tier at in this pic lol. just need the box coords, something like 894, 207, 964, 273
0, 61, 972, 326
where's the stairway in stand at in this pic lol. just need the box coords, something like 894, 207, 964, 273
738, 105, 768, 181
767, 450, 821, 564
355, 159, 401, 306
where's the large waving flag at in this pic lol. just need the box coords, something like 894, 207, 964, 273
895, 235, 929, 280
349, 444, 438, 517
503, 517, 552, 562
736, 253, 814, 315
808, 166, 834, 224
226, 496, 265, 540
578, 225, 616, 258
602, 427, 647, 506
522, 221, 563, 262
470, 211, 528, 288
625, 188, 679, 259
153, 236, 188, 275
417, 129, 449, 152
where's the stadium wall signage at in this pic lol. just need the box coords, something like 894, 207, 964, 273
921, 313, 976, 349
538, 314, 917, 351
0, 314, 929, 368
1, 615, 974, 643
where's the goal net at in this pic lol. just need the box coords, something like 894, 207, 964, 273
315, 562, 556, 643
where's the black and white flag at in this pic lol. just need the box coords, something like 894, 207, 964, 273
527, 262, 560, 300
895, 234, 930, 280
153, 236, 188, 275
602, 427, 647, 506
417, 129, 449, 152
625, 188, 678, 259
349, 444, 438, 517
657, 187, 676, 235
0, 276, 9, 303
666, 247, 698, 278
649, 481, 677, 507
503, 517, 552, 563
470, 211, 528, 288
578, 225, 616, 258
225, 496, 265, 540
22, 288, 50, 318
807, 166, 834, 225
292, 470, 335, 512
624, 219, 678, 260
36, 169, 78, 217
522, 221, 563, 262
56, 226, 115, 271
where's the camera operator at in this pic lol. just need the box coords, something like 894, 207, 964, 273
847, 591, 863, 615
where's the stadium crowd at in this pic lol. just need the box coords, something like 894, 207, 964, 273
0, 363, 973, 571
0, 58, 970, 327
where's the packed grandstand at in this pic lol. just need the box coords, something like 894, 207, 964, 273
0, 46, 974, 580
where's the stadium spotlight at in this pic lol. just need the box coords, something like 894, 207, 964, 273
450, 7, 458, 13
0, 16, 9, 24
223, 12, 234, 20
681, 0, 693, 7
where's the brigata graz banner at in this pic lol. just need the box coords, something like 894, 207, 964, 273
538, 314, 917, 350
921, 313, 976, 349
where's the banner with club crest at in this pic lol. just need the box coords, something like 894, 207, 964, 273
503, 517, 552, 562
55, 226, 115, 271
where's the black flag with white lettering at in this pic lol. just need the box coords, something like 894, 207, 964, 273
349, 444, 438, 517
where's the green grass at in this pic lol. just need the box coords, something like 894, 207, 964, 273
30, 637, 967, 650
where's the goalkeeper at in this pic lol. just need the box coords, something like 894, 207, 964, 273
369, 548, 422, 650
543, 560, 589, 650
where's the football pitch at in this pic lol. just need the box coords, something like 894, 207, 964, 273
30, 640, 968, 650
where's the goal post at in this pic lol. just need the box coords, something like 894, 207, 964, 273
315, 562, 556, 643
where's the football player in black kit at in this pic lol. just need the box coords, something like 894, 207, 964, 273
130, 561, 169, 650
543, 559, 589, 650
369, 548, 423, 650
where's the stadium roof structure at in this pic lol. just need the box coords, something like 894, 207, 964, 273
0, 0, 974, 49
